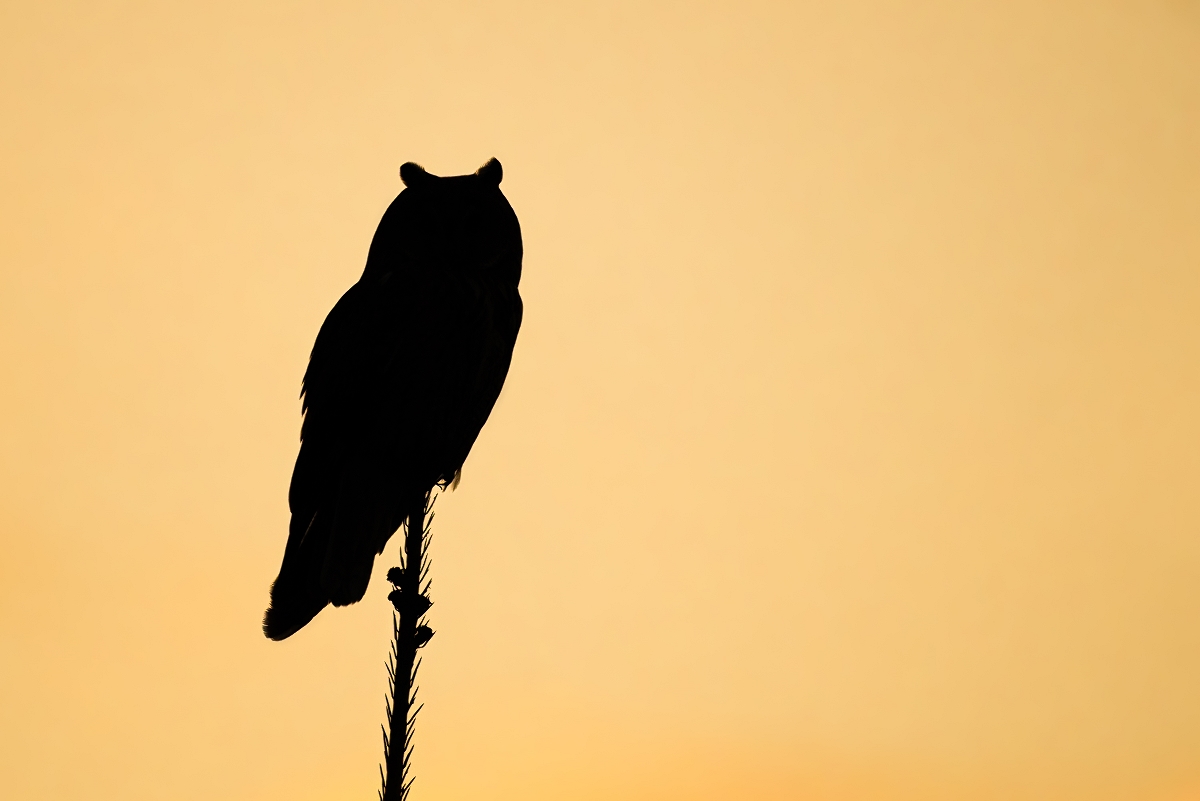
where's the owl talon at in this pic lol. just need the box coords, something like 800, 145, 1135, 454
387, 588, 432, 617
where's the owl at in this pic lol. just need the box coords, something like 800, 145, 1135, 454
264, 158, 523, 640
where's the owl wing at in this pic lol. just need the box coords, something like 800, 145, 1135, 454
265, 279, 408, 638
412, 273, 524, 489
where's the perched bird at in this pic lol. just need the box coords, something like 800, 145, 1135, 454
263, 158, 523, 640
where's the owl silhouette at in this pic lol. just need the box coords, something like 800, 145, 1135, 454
263, 158, 523, 640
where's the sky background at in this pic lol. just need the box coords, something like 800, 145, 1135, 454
2, 1, 1200, 799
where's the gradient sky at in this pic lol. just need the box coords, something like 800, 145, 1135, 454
2, 2, 1200, 800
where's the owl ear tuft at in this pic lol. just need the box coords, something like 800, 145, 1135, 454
400, 162, 432, 187
476, 158, 502, 185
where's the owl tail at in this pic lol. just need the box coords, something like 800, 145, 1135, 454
263, 512, 332, 640
264, 485, 395, 640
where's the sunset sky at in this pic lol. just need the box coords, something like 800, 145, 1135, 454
2, 2, 1200, 800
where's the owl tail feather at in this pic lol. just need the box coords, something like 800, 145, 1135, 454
263, 513, 332, 641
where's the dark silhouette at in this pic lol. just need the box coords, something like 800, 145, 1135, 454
261, 158, 522, 799
264, 157, 522, 640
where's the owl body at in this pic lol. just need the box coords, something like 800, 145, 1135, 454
264, 159, 522, 641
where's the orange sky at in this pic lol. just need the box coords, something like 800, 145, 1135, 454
2, 2, 1200, 800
